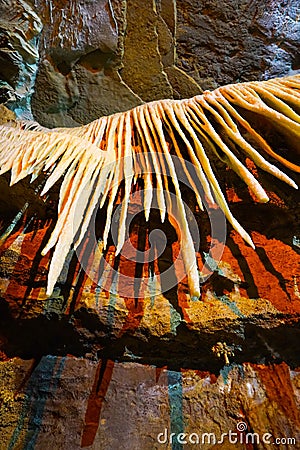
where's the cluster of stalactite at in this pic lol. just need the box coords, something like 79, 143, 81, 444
0, 74, 299, 297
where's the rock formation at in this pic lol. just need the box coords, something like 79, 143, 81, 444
0, 1, 299, 448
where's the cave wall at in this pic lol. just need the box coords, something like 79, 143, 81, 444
1, 358, 300, 449
0, 0, 300, 449
1, 0, 299, 126
0, 0, 42, 117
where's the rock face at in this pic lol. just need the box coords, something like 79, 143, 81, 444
0, 0, 300, 449
0, 0, 42, 117
2, 0, 299, 125
176, 0, 300, 87
30, 0, 204, 127
0, 357, 300, 449
31, 0, 300, 127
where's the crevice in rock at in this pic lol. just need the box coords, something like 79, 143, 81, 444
1, 300, 300, 374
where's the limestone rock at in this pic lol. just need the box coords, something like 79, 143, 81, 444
35, 0, 118, 65
0, 0, 42, 117
0, 357, 299, 449
120, 0, 173, 102
176, 0, 300, 87
0, 104, 15, 124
